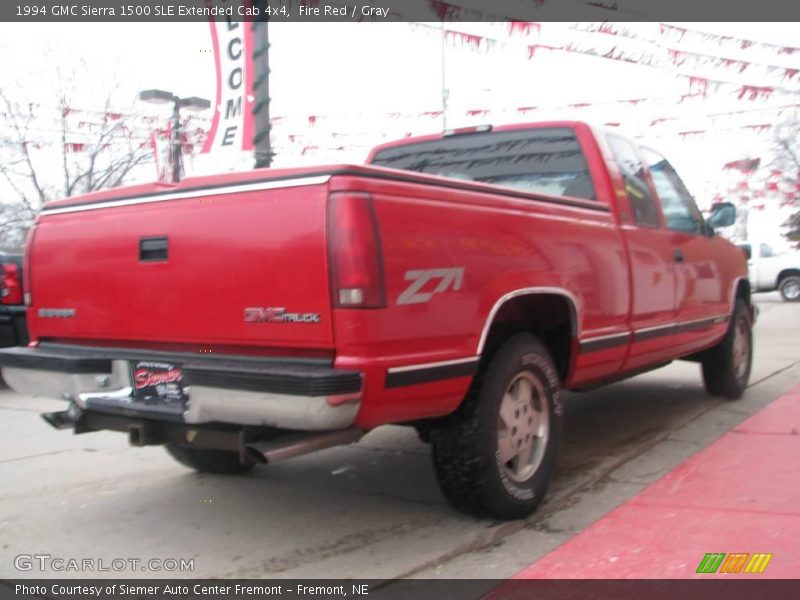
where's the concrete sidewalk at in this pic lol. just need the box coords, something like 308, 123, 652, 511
514, 385, 800, 579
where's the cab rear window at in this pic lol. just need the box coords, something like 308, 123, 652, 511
370, 127, 596, 201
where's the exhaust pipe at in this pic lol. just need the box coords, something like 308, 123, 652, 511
129, 424, 145, 447
41, 403, 81, 430
246, 427, 364, 464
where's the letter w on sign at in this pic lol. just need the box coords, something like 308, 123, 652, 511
397, 268, 464, 305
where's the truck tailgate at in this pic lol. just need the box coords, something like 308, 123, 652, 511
27, 179, 334, 350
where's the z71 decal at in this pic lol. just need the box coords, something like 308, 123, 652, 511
397, 267, 465, 305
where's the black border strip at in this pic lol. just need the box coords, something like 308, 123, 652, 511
633, 316, 730, 343
634, 326, 672, 343
183, 364, 362, 396
42, 167, 610, 216
385, 360, 479, 388
0, 346, 113, 374
4, 1, 800, 22
2, 578, 800, 599
83, 398, 185, 423
580, 315, 730, 352
677, 316, 730, 333
579, 333, 630, 353
36, 342, 331, 367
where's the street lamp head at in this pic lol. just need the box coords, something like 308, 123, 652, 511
178, 96, 212, 112
139, 89, 177, 105
138, 89, 211, 183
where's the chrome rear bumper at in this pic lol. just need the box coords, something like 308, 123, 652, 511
0, 344, 362, 431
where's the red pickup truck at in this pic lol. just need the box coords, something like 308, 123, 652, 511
0, 121, 752, 519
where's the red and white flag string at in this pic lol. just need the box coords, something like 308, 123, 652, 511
268, 99, 799, 130
570, 22, 800, 69
411, 21, 800, 95
563, 6, 800, 57
8, 96, 798, 153
521, 42, 798, 98
634, 122, 777, 140
656, 23, 800, 60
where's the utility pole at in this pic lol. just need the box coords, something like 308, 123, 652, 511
170, 101, 182, 183
252, 6, 273, 168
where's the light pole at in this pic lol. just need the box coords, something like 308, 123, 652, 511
139, 89, 210, 183
252, 18, 273, 169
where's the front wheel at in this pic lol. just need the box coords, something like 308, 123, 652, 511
701, 299, 753, 399
779, 276, 800, 302
431, 334, 563, 520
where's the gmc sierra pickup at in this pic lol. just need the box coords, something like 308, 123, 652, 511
0, 121, 752, 519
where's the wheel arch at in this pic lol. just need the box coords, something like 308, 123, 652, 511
777, 268, 800, 286
732, 276, 751, 309
477, 288, 580, 384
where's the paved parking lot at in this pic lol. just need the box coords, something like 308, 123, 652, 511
1, 293, 798, 580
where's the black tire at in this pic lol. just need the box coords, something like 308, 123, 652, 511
701, 299, 753, 400
430, 333, 563, 520
165, 443, 255, 475
779, 276, 800, 302
414, 426, 432, 444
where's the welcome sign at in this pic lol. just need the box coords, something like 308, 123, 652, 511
202, 0, 255, 156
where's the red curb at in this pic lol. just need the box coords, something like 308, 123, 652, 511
513, 385, 800, 579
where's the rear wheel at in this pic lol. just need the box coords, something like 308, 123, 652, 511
165, 444, 255, 475
431, 334, 563, 520
701, 299, 753, 399
779, 276, 800, 302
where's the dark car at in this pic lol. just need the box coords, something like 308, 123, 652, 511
0, 251, 28, 349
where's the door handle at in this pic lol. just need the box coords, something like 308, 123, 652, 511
674, 249, 684, 263
140, 237, 168, 261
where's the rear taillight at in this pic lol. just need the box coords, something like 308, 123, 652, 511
23, 225, 36, 307
327, 192, 386, 309
0, 263, 22, 305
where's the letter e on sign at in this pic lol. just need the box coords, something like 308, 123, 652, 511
222, 126, 237, 146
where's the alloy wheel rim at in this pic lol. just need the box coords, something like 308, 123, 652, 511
496, 371, 550, 483
784, 281, 800, 300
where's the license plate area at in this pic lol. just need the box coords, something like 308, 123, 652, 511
131, 360, 188, 410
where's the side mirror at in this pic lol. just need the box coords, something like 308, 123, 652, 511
708, 202, 736, 229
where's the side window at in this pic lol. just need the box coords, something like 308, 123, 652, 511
606, 135, 660, 227
760, 243, 773, 258
641, 148, 704, 235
